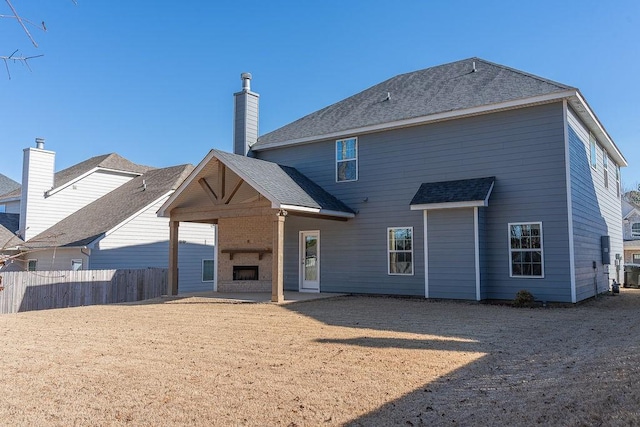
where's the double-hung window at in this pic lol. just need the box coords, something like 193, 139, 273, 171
336, 137, 357, 182
27, 259, 37, 271
509, 222, 544, 278
388, 227, 413, 275
71, 259, 82, 271
632, 223, 640, 238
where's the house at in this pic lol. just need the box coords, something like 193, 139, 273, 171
622, 196, 640, 265
0, 140, 215, 293
159, 58, 627, 303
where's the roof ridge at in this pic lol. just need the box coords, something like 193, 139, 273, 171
473, 57, 574, 91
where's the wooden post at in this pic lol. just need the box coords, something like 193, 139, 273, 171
272, 210, 286, 303
168, 220, 179, 295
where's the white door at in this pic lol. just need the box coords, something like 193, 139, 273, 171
300, 231, 320, 292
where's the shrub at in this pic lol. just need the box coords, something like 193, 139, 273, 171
513, 289, 535, 308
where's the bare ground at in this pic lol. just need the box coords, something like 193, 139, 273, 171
1, 289, 640, 426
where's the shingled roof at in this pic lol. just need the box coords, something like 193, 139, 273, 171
160, 150, 355, 219
210, 150, 354, 215
0, 153, 153, 200
255, 57, 574, 147
410, 177, 495, 209
0, 174, 20, 197
24, 165, 193, 248
0, 213, 22, 248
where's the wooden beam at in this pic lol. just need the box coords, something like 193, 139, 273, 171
224, 177, 244, 205
272, 211, 285, 303
169, 202, 274, 223
168, 220, 179, 296
198, 178, 219, 204
218, 163, 226, 200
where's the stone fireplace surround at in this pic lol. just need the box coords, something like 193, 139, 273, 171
217, 215, 272, 292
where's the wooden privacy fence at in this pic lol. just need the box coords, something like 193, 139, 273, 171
0, 268, 168, 314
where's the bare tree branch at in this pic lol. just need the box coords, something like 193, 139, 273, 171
3, 0, 43, 47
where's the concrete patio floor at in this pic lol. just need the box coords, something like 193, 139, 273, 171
173, 290, 347, 304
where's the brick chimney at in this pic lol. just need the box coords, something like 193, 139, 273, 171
19, 138, 55, 241
233, 72, 259, 156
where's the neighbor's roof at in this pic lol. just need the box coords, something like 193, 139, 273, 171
256, 57, 573, 147
24, 164, 193, 248
0, 213, 23, 248
0, 174, 20, 197
160, 150, 354, 219
0, 153, 153, 200
410, 177, 495, 210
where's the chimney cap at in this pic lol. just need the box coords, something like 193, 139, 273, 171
35, 137, 45, 149
240, 72, 252, 80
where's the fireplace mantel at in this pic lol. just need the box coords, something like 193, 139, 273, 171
221, 248, 272, 260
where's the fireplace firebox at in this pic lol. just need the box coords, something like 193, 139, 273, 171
233, 265, 259, 281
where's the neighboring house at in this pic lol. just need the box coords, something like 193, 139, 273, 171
0, 140, 215, 293
622, 197, 640, 264
0, 173, 20, 201
159, 58, 627, 303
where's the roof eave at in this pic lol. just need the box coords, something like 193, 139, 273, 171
254, 90, 578, 151
279, 204, 355, 219
567, 92, 627, 167
410, 200, 488, 210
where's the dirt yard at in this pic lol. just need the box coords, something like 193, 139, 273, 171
1, 289, 639, 426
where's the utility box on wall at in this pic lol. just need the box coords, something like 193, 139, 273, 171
601, 235, 611, 265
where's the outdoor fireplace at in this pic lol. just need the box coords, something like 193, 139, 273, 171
233, 265, 259, 281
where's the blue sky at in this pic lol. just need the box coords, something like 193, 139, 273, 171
1, 1, 639, 188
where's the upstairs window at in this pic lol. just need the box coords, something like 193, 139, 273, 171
632, 223, 640, 238
71, 259, 82, 271
589, 133, 597, 170
27, 259, 37, 271
509, 222, 544, 278
616, 164, 621, 198
603, 151, 609, 188
336, 137, 358, 182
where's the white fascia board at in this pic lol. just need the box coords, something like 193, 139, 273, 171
569, 92, 627, 167
280, 204, 355, 219
254, 90, 577, 151
91, 191, 174, 248
46, 167, 143, 197
158, 150, 218, 217
0, 195, 21, 203
410, 200, 487, 210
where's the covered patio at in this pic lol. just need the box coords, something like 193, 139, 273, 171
158, 149, 354, 302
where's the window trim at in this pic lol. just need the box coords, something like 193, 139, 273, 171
508, 222, 545, 279
632, 223, 640, 238
387, 226, 414, 276
335, 137, 358, 182
589, 133, 597, 170
202, 259, 215, 282
27, 259, 37, 271
71, 259, 83, 271
603, 150, 609, 189
616, 164, 621, 198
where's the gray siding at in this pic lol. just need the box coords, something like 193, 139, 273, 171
567, 108, 624, 300
427, 208, 476, 300
258, 102, 572, 301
